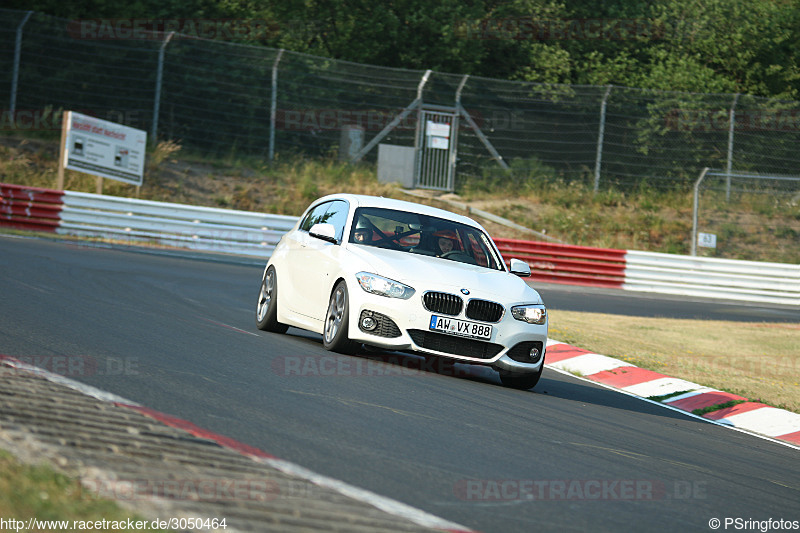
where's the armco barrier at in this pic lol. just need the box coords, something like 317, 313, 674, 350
58, 191, 298, 258
1, 184, 298, 258
624, 251, 800, 307
0, 183, 64, 232
493, 238, 627, 289
2, 183, 798, 306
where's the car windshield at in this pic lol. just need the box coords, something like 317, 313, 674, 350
348, 207, 505, 271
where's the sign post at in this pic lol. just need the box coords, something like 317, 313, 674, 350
58, 111, 147, 193
57, 111, 68, 190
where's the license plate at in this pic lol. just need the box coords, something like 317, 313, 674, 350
429, 315, 493, 340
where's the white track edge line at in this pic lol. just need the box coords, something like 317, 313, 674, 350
259, 456, 472, 532
545, 365, 800, 451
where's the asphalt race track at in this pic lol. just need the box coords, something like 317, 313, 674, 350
1, 235, 798, 533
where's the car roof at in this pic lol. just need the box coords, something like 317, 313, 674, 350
312, 193, 486, 230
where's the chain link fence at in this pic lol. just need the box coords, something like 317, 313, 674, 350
692, 170, 800, 263
2, 8, 800, 195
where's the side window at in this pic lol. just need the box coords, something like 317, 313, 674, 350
466, 233, 489, 267
300, 202, 333, 232
299, 200, 350, 242
324, 200, 349, 242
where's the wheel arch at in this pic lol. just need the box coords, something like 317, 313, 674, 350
328, 275, 349, 300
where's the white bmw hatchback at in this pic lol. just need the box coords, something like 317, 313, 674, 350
256, 194, 548, 389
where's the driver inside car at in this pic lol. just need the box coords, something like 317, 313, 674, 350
437, 236, 454, 256
354, 227, 371, 243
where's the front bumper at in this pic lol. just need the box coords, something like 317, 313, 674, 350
346, 290, 548, 374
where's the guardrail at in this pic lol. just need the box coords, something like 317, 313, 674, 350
624, 251, 800, 306
0, 183, 64, 232
493, 239, 626, 289
59, 191, 299, 258
2, 183, 798, 306
1, 184, 298, 258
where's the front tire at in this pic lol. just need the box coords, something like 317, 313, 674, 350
256, 265, 288, 333
322, 281, 359, 354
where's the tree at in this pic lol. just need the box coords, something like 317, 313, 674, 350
7, 0, 800, 99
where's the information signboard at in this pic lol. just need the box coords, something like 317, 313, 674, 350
63, 111, 147, 186
698, 232, 717, 248
425, 120, 450, 150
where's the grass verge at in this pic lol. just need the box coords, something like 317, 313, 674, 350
548, 309, 799, 413
692, 400, 747, 417
0, 449, 166, 531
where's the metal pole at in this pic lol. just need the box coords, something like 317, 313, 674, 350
10, 11, 34, 115
458, 104, 508, 170
351, 99, 419, 163
350, 70, 431, 164
692, 167, 709, 256
449, 75, 469, 191
269, 49, 284, 162
593, 85, 612, 193
151, 31, 175, 143
416, 69, 432, 101
413, 70, 432, 188
726, 93, 740, 201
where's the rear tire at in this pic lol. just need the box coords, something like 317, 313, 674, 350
322, 281, 359, 354
256, 266, 288, 333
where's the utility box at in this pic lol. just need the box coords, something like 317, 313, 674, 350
377, 144, 415, 188
339, 125, 365, 161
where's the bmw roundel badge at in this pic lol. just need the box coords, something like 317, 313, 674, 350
461, 288, 470, 295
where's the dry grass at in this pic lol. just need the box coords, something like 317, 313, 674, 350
456, 173, 799, 261
549, 310, 800, 413
2, 134, 797, 262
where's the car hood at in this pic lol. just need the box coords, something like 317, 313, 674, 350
345, 245, 543, 304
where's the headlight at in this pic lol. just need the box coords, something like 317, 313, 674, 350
511, 304, 547, 325
355, 272, 415, 299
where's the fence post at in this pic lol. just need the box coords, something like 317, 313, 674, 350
726, 93, 740, 201
593, 85, 612, 193
151, 31, 175, 143
692, 167, 710, 256
10, 11, 34, 115
269, 49, 284, 162
413, 70, 433, 187
449, 75, 469, 191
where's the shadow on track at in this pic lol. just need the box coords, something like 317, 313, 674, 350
274, 329, 707, 427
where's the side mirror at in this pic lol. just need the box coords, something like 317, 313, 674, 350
509, 258, 531, 277
309, 223, 337, 244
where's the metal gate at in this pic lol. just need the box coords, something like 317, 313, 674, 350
415, 107, 458, 191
